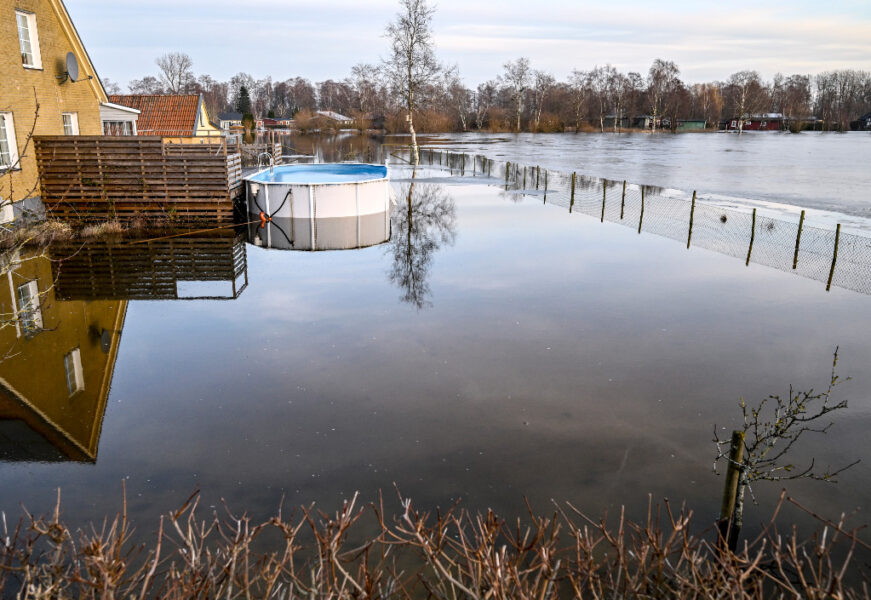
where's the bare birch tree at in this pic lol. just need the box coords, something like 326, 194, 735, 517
531, 70, 555, 132
500, 58, 531, 133
725, 70, 767, 133
155, 52, 195, 94
384, 0, 440, 166
647, 59, 680, 132
568, 69, 590, 132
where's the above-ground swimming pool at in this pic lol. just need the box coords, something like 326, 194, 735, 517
245, 163, 391, 251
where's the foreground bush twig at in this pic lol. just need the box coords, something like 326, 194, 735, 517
1, 487, 868, 599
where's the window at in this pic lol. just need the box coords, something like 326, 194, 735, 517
0, 113, 19, 170
103, 121, 133, 136
16, 280, 42, 335
62, 112, 79, 135
64, 348, 84, 396
15, 11, 41, 69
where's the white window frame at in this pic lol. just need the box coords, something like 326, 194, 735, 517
64, 348, 85, 396
15, 10, 42, 70
62, 112, 79, 135
0, 113, 20, 171
16, 279, 42, 336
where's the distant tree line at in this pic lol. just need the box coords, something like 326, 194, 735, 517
111, 52, 871, 133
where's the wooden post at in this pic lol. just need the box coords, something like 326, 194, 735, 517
543, 170, 548, 204
620, 180, 626, 220
488, 158, 492, 177
826, 223, 841, 291
793, 210, 805, 269
505, 161, 511, 189
461, 153, 465, 175
746, 208, 756, 266
601, 183, 606, 222
523, 166, 527, 189
638, 188, 645, 234
687, 191, 696, 249
472, 154, 476, 176
717, 430, 745, 552
536, 166, 540, 189
570, 172, 576, 208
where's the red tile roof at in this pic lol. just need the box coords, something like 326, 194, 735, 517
109, 94, 202, 136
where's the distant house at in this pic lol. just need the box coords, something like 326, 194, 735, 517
676, 119, 707, 131
850, 112, 871, 131
0, 0, 138, 222
632, 115, 661, 129
108, 94, 223, 140
217, 111, 243, 130
261, 116, 293, 129
316, 110, 353, 127
603, 115, 631, 129
723, 113, 784, 132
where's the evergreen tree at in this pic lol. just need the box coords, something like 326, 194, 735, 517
235, 85, 252, 114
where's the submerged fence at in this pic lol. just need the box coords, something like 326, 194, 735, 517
390, 147, 871, 297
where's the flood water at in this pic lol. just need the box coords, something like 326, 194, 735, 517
412, 131, 871, 225
2, 135, 871, 551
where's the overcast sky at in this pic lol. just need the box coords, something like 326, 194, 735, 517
66, 0, 871, 89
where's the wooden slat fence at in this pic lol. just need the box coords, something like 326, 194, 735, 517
49, 230, 248, 301
35, 136, 243, 223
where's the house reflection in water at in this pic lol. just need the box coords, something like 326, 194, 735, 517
0, 230, 249, 462
0, 249, 126, 462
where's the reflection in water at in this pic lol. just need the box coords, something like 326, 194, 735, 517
388, 179, 457, 308
0, 232, 251, 463
247, 214, 389, 251
0, 249, 126, 462
50, 230, 248, 301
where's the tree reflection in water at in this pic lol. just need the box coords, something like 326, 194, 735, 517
387, 178, 456, 308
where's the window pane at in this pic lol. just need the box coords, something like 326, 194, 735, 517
63, 114, 73, 135
16, 281, 42, 335
0, 116, 10, 167
64, 348, 84, 395
16, 13, 34, 66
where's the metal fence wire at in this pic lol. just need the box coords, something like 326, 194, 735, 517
386, 147, 870, 297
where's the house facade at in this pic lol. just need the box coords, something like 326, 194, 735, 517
0, 0, 116, 220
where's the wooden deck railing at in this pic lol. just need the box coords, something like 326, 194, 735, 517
35, 136, 243, 223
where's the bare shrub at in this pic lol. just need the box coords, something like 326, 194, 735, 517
0, 489, 867, 599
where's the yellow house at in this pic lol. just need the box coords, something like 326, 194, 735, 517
0, 248, 126, 462
0, 0, 138, 222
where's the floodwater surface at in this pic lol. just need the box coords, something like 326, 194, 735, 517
1, 142, 870, 549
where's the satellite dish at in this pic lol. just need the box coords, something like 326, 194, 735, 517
65, 52, 79, 82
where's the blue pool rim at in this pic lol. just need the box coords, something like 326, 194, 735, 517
245, 163, 389, 185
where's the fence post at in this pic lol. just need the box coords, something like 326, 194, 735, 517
620, 180, 626, 220
717, 430, 745, 552
505, 161, 510, 190
544, 170, 548, 204
827, 223, 841, 291
601, 183, 606, 222
638, 187, 645, 234
793, 210, 805, 269
536, 166, 540, 189
746, 208, 756, 266
488, 158, 492, 177
570, 172, 576, 208
687, 190, 696, 249
523, 166, 527, 189
461, 153, 465, 175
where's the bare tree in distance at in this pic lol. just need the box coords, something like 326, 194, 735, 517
500, 58, 531, 133
568, 69, 590, 132
531, 70, 555, 132
647, 59, 680, 132
725, 70, 767, 134
588, 65, 612, 132
127, 76, 164, 94
155, 52, 195, 94
384, 0, 440, 166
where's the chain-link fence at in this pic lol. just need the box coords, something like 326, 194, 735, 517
387, 147, 870, 296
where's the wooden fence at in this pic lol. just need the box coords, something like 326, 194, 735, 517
34, 136, 244, 223
49, 230, 248, 301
